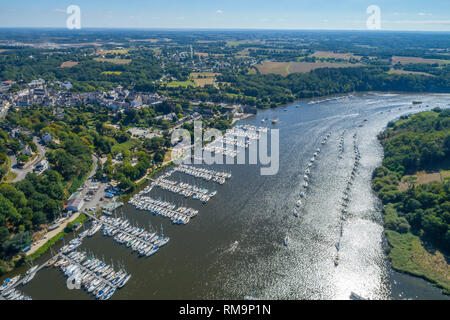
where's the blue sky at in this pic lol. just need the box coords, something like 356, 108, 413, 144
0, 0, 449, 31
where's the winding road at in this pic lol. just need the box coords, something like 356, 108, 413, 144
10, 136, 47, 182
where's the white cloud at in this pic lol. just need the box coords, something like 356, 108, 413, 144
418, 12, 432, 16
216, 9, 223, 15
52, 8, 66, 14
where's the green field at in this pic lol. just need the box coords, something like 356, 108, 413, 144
166, 80, 196, 88
111, 138, 141, 155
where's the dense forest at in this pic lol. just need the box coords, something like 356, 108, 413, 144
372, 108, 450, 293
0, 109, 95, 273
160, 66, 450, 108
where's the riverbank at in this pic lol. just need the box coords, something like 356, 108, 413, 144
385, 230, 450, 295
9, 93, 450, 300
373, 108, 450, 295
120, 161, 174, 204
25, 213, 87, 260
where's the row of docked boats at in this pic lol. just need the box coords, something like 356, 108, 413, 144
1, 288, 32, 300
88, 220, 103, 237
295, 132, 330, 216
0, 262, 40, 299
175, 164, 231, 183
286, 133, 331, 247
308, 95, 353, 105
59, 237, 83, 254
232, 124, 268, 137
214, 136, 249, 148
0, 276, 21, 295
51, 250, 131, 300
338, 131, 346, 159
203, 145, 238, 158
202, 125, 268, 159
334, 133, 361, 267
129, 195, 198, 225
20, 265, 38, 286
153, 178, 215, 203
339, 135, 361, 217
100, 216, 169, 257
321, 131, 332, 145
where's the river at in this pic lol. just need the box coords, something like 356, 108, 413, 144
17, 92, 450, 300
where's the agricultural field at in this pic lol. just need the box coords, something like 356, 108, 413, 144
101, 71, 123, 75
60, 61, 78, 68
196, 40, 218, 43
388, 68, 434, 77
166, 80, 196, 88
226, 39, 264, 47
97, 49, 129, 55
256, 61, 291, 76
392, 56, 450, 65
256, 61, 362, 76
128, 38, 159, 43
398, 171, 443, 191
311, 51, 362, 61
190, 72, 220, 87
94, 57, 132, 65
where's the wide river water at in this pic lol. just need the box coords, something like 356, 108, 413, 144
18, 92, 450, 300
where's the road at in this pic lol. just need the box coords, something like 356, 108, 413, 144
26, 154, 107, 257
0, 101, 10, 119
79, 154, 109, 212
168, 115, 201, 133
11, 136, 47, 182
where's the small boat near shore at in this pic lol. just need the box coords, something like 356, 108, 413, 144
350, 292, 367, 300
334, 255, 339, 267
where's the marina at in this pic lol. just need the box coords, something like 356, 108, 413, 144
53, 250, 131, 300
153, 178, 214, 202
5, 93, 449, 300
174, 165, 231, 184
199, 124, 269, 159
130, 195, 198, 225
84, 212, 170, 257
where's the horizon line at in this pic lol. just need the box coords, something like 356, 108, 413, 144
0, 27, 449, 33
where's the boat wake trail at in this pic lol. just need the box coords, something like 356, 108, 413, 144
221, 241, 239, 255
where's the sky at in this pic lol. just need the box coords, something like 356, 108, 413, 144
0, 0, 449, 31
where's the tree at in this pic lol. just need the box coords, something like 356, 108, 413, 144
154, 150, 165, 164
0, 226, 9, 243
3, 231, 31, 256
17, 154, 29, 164
0, 194, 21, 226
